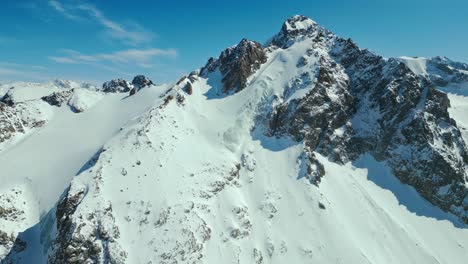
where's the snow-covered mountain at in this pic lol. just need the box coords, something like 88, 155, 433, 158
1, 15, 468, 263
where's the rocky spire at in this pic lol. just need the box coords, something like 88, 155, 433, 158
200, 38, 267, 94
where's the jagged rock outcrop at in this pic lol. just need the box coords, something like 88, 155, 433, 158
0, 185, 37, 261
331, 38, 468, 222
0, 89, 15, 107
49, 185, 125, 264
201, 38, 267, 94
102, 79, 132, 93
41, 90, 74, 107
266, 16, 468, 223
131, 75, 154, 90
0, 101, 51, 148
270, 15, 322, 48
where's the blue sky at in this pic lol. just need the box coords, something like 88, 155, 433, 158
0, 0, 467, 84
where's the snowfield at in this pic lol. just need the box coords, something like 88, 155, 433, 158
0, 84, 168, 212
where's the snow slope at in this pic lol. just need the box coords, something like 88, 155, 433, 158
0, 84, 168, 213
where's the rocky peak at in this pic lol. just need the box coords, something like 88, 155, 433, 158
215, 38, 267, 94
283, 15, 318, 35
0, 88, 16, 107
102, 79, 133, 93
131, 75, 154, 90
270, 15, 327, 48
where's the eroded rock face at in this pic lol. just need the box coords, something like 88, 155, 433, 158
102, 79, 133, 93
131, 75, 154, 90
0, 101, 50, 148
0, 89, 15, 107
267, 23, 468, 223
270, 15, 321, 48
219, 39, 267, 93
331, 39, 468, 222
41, 90, 74, 107
201, 39, 267, 94
49, 181, 126, 264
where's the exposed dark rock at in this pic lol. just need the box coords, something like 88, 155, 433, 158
49, 186, 125, 263
270, 15, 323, 48
0, 101, 48, 146
0, 88, 16, 107
265, 17, 468, 223
200, 39, 267, 94
331, 37, 468, 223
102, 79, 132, 93
318, 202, 326, 210
129, 88, 136, 96
131, 75, 154, 90
41, 90, 74, 107
199, 57, 218, 76
183, 82, 193, 95
218, 39, 267, 93
269, 57, 355, 164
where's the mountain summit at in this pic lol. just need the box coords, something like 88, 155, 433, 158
1, 15, 468, 264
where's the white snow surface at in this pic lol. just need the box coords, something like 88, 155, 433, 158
67, 88, 104, 112
0, 84, 169, 213
399, 56, 429, 76
1, 41, 468, 263
0, 80, 95, 103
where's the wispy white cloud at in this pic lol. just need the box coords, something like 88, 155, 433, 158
49, 48, 177, 68
48, 48, 177, 78
48, 0, 80, 20
47, 1, 154, 45
49, 56, 79, 64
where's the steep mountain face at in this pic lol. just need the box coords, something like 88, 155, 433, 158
1, 15, 468, 264
200, 38, 267, 94
264, 16, 468, 222
268, 16, 468, 222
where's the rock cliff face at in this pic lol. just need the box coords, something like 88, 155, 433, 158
131, 75, 154, 90
41, 90, 74, 107
201, 38, 267, 94
264, 15, 468, 222
0, 100, 51, 149
332, 41, 468, 222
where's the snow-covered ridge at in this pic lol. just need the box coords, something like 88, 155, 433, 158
1, 15, 468, 264
399, 56, 468, 87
